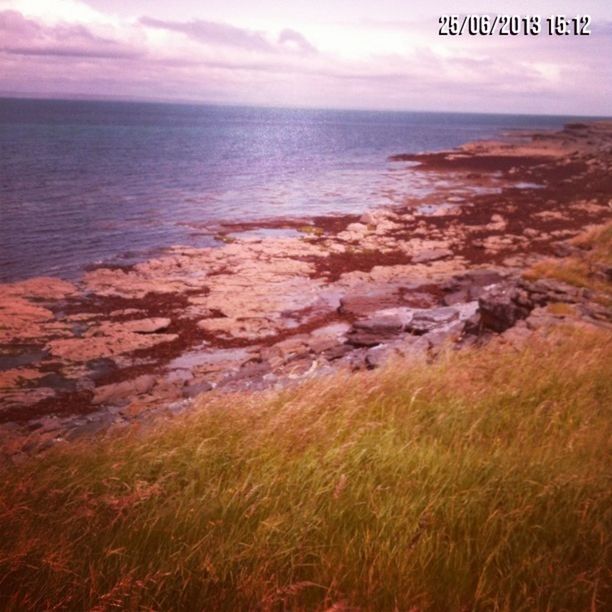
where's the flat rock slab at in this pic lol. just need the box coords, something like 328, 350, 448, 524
123, 318, 172, 333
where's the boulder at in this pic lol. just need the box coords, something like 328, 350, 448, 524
478, 285, 531, 333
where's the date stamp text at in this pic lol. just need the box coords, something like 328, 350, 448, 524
438, 15, 591, 37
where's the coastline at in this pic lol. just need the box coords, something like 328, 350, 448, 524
1, 121, 611, 460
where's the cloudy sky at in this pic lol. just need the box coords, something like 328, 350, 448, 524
0, 0, 610, 115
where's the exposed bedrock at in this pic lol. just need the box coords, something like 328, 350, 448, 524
1, 121, 611, 459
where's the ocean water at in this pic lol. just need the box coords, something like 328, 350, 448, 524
0, 98, 591, 282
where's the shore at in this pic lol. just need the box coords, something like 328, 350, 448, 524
1, 121, 611, 460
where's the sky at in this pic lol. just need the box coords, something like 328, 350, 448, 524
0, 0, 610, 115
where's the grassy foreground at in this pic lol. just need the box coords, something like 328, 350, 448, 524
1, 325, 611, 610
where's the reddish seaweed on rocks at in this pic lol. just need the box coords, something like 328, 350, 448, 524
1, 121, 611, 459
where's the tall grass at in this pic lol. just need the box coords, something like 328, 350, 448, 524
1, 325, 610, 610
524, 221, 612, 305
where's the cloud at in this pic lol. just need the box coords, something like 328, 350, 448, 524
140, 16, 317, 56
277, 29, 316, 54
0, 10, 141, 59
0, 2, 610, 115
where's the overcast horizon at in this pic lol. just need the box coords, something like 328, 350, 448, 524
1, 0, 611, 115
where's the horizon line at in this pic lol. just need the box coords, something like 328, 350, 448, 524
0, 91, 609, 120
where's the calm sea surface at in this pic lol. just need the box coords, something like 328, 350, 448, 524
0, 98, 593, 282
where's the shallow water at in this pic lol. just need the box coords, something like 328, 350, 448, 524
0, 98, 593, 282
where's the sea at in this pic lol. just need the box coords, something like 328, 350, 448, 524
0, 98, 596, 282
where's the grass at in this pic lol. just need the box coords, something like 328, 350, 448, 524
1, 222, 611, 611
524, 221, 612, 304
1, 325, 611, 611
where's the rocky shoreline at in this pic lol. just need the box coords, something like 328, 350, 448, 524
1, 121, 611, 462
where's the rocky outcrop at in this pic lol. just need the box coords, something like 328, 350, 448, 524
2, 121, 611, 461
478, 284, 531, 332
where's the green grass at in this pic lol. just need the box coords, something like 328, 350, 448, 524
1, 325, 611, 611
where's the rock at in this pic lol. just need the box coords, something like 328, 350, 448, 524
525, 307, 561, 331
405, 307, 460, 335
346, 331, 386, 348
412, 248, 453, 264
519, 278, 584, 304
478, 285, 531, 333
486, 214, 508, 231
183, 381, 213, 398
308, 323, 350, 353
365, 345, 392, 369
346, 222, 368, 234
339, 286, 405, 317
360, 211, 378, 226
26, 416, 64, 434
580, 301, 612, 322
48, 332, 178, 362
422, 321, 465, 351
499, 320, 533, 348
220, 360, 272, 386
442, 270, 503, 306
92, 374, 157, 405
125, 318, 172, 333
65, 415, 114, 440
260, 335, 311, 368
2, 277, 76, 300
353, 314, 405, 335
322, 344, 353, 361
